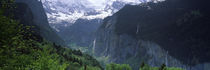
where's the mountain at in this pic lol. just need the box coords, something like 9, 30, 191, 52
15, 0, 65, 46
42, 0, 164, 31
57, 19, 102, 47
94, 0, 210, 70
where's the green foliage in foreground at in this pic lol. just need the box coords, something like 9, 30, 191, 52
106, 63, 132, 70
105, 63, 183, 70
139, 63, 183, 70
0, 10, 67, 70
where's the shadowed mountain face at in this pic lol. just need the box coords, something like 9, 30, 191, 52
114, 0, 210, 64
14, 0, 65, 46
94, 0, 210, 69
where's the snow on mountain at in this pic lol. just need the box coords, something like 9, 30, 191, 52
41, 0, 164, 27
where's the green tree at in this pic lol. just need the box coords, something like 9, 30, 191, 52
106, 63, 132, 70
159, 64, 166, 70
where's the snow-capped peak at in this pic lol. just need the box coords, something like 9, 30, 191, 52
42, 0, 164, 26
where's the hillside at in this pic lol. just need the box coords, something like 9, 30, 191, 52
0, 0, 102, 70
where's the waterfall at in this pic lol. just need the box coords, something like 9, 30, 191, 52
136, 25, 140, 34
165, 51, 168, 66
92, 38, 96, 54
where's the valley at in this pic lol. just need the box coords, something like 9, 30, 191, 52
0, 0, 210, 70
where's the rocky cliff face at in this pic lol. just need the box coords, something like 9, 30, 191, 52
94, 15, 185, 70
15, 0, 65, 46
94, 0, 210, 70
